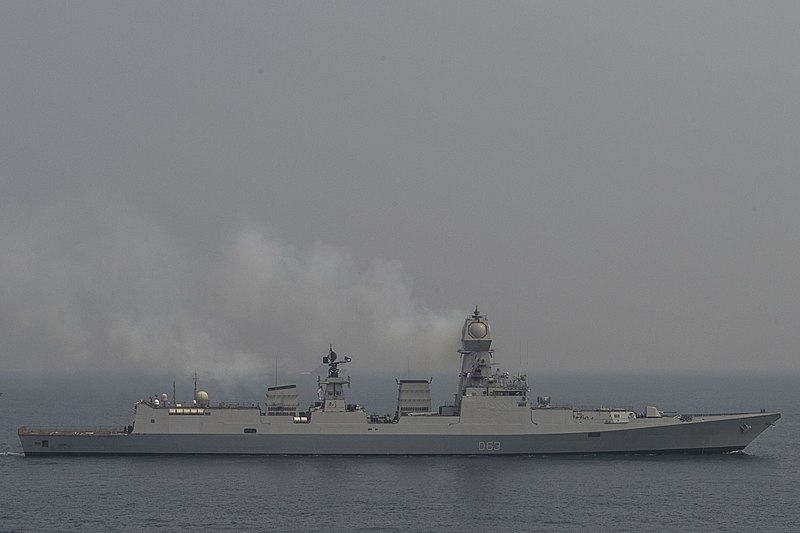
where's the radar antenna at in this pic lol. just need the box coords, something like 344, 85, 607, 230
322, 344, 352, 377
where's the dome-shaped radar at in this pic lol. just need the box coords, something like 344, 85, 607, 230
468, 321, 488, 339
461, 307, 492, 352
195, 390, 209, 407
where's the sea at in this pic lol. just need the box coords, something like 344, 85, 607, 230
1, 370, 797, 532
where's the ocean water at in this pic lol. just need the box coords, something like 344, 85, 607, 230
1, 371, 798, 532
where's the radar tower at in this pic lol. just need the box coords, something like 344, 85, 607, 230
455, 307, 529, 412
318, 345, 352, 412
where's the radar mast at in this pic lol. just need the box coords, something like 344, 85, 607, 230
455, 307, 528, 412
318, 345, 352, 412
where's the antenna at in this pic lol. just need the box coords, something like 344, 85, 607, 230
322, 344, 351, 378
526, 339, 530, 376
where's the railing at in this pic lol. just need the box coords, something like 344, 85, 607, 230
18, 426, 128, 436
139, 400, 261, 409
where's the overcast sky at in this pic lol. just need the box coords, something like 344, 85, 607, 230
2, 1, 799, 379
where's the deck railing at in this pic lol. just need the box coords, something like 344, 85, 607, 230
18, 426, 128, 436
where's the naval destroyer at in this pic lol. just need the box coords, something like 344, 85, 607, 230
19, 308, 780, 455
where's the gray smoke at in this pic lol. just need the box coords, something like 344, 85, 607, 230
0, 197, 463, 379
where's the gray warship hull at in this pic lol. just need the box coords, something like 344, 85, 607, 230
18, 308, 781, 456
18, 410, 779, 456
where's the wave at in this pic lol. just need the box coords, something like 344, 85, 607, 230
0, 451, 24, 457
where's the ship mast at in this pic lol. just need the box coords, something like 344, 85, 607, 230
318, 345, 352, 412
456, 307, 494, 409
455, 307, 529, 412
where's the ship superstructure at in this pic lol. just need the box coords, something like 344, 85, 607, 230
19, 308, 780, 455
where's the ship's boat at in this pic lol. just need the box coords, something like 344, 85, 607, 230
18, 308, 780, 455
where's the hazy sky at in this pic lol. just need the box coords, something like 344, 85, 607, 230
2, 1, 799, 378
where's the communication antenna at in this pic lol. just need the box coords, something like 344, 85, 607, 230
322, 344, 351, 377
526, 339, 530, 376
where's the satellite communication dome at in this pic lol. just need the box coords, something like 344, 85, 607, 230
195, 390, 209, 407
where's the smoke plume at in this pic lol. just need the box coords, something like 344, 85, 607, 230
0, 198, 463, 379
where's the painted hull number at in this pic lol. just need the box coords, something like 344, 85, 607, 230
478, 441, 501, 451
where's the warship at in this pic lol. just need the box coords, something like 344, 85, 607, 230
19, 308, 780, 456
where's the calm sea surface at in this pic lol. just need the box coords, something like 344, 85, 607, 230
1, 371, 797, 532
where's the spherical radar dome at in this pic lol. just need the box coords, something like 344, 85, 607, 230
468, 321, 487, 339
